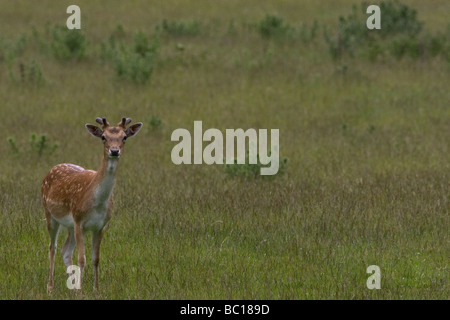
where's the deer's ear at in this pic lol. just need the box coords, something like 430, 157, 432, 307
85, 124, 103, 138
125, 122, 143, 138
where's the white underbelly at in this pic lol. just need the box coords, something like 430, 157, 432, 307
54, 215, 75, 228
83, 210, 108, 231
53, 211, 107, 231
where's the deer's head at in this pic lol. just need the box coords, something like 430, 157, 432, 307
86, 117, 143, 158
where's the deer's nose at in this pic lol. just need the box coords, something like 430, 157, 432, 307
109, 149, 120, 157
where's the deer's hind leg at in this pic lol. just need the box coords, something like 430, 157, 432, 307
47, 216, 61, 294
74, 222, 86, 288
62, 227, 76, 268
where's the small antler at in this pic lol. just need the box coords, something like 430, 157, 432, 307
95, 117, 110, 129
118, 117, 132, 128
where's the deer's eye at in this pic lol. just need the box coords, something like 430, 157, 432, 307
101, 135, 106, 141
123, 136, 127, 142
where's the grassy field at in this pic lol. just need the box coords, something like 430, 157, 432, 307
0, 0, 449, 299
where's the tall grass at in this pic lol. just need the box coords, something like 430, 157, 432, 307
0, 0, 448, 299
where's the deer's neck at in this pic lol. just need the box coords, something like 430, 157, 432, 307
92, 156, 119, 207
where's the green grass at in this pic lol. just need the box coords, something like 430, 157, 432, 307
0, 0, 449, 299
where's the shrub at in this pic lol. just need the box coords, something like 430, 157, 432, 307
390, 35, 423, 59
28, 60, 45, 84
113, 51, 155, 83
257, 15, 293, 39
425, 31, 450, 58
100, 35, 118, 63
377, 0, 423, 37
7, 137, 19, 155
111, 32, 159, 84
8, 60, 45, 85
100, 25, 129, 63
224, 151, 288, 178
160, 19, 201, 36
326, 1, 448, 61
328, 4, 371, 58
133, 31, 156, 57
101, 30, 159, 84
7, 133, 58, 157
51, 25, 87, 60
298, 20, 319, 42
0, 34, 28, 64
148, 115, 162, 130
29, 133, 59, 157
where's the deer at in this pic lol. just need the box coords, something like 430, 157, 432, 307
41, 117, 142, 294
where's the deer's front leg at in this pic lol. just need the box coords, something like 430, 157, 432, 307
74, 222, 86, 289
92, 228, 105, 291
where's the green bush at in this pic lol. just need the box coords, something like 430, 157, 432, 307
101, 30, 159, 84
326, 3, 372, 58
298, 20, 319, 42
28, 60, 45, 84
7, 133, 58, 157
377, 0, 423, 37
7, 137, 19, 155
257, 15, 320, 43
29, 133, 59, 157
100, 25, 128, 63
113, 51, 155, 84
425, 31, 450, 59
51, 25, 87, 60
224, 151, 288, 178
0, 34, 27, 64
133, 31, 156, 57
7, 60, 45, 85
148, 115, 162, 129
326, 1, 448, 61
390, 35, 423, 59
257, 15, 293, 39
160, 19, 201, 36
111, 31, 159, 84
100, 35, 118, 63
